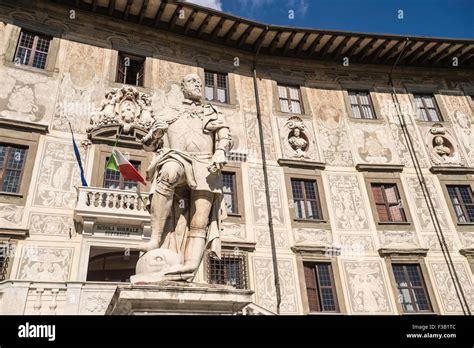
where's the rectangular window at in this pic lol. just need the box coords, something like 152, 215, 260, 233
103, 158, 141, 191
207, 252, 247, 289
14, 31, 51, 69
204, 71, 228, 103
0, 144, 27, 194
303, 262, 339, 313
222, 171, 238, 215
392, 264, 432, 313
278, 85, 303, 114
348, 90, 376, 119
116, 52, 145, 86
447, 185, 474, 223
413, 94, 442, 122
291, 179, 323, 220
371, 183, 407, 223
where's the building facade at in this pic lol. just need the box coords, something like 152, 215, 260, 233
0, 0, 473, 315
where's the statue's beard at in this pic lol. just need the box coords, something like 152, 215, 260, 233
183, 89, 201, 101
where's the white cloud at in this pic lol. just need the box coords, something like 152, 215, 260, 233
237, 0, 274, 10
185, 0, 223, 11
289, 0, 309, 16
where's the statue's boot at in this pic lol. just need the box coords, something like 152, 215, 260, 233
136, 193, 173, 252
165, 230, 206, 280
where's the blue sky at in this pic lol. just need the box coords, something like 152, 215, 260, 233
186, 0, 474, 39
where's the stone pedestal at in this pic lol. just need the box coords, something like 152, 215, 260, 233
106, 282, 254, 315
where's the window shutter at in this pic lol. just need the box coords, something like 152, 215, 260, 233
304, 264, 320, 312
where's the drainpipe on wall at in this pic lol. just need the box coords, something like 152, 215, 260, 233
251, 26, 282, 314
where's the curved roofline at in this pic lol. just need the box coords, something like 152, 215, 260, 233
49, 0, 474, 68
186, 1, 474, 43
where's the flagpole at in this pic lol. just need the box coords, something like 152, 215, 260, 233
64, 115, 88, 187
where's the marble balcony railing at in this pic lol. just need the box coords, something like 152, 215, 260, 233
74, 187, 151, 228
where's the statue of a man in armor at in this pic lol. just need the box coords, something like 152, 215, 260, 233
137, 73, 233, 282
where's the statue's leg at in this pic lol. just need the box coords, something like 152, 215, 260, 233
165, 190, 213, 279
137, 160, 184, 252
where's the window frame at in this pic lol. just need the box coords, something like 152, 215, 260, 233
103, 157, 141, 191
13, 30, 52, 70
347, 90, 377, 120
0, 127, 40, 205
370, 183, 408, 223
221, 170, 239, 216
413, 93, 443, 122
290, 178, 323, 221
221, 164, 245, 223
283, 166, 330, 229
0, 144, 28, 194
303, 261, 340, 313
391, 263, 433, 314
91, 144, 150, 191
3, 25, 60, 75
205, 250, 248, 290
295, 253, 346, 315
277, 84, 305, 115
116, 52, 145, 87
439, 177, 474, 232
204, 70, 229, 104
446, 184, 474, 223
383, 254, 439, 315
363, 173, 413, 231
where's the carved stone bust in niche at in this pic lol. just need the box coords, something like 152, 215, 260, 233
426, 124, 462, 166
286, 116, 309, 158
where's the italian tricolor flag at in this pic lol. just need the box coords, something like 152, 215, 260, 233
106, 148, 146, 185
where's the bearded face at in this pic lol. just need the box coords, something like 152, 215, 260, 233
182, 74, 202, 101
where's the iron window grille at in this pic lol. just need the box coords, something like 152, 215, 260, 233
14, 30, 51, 69
0, 242, 10, 281
206, 251, 247, 289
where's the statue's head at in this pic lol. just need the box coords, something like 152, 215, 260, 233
434, 136, 444, 145
181, 74, 202, 101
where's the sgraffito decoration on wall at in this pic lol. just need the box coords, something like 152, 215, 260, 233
311, 90, 354, 166
17, 246, 74, 282
327, 174, 370, 232
52, 41, 104, 133
32, 140, 88, 208
343, 260, 393, 314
